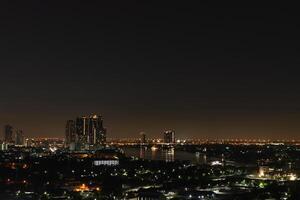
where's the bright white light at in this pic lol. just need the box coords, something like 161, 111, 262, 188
49, 147, 57, 152
151, 146, 158, 151
211, 161, 222, 166
289, 174, 297, 181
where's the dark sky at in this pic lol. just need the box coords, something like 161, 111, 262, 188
1, 2, 300, 139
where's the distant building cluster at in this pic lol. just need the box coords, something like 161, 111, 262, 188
138, 130, 176, 146
65, 114, 107, 151
137, 130, 176, 145
2, 124, 25, 149
164, 130, 175, 144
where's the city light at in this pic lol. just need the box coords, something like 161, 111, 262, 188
1, 1, 300, 199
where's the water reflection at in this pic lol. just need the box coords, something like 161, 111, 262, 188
163, 148, 174, 162
128, 147, 206, 164
139, 146, 146, 159
151, 146, 157, 160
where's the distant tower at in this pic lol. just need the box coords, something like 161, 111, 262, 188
74, 114, 107, 149
15, 130, 25, 145
4, 125, 14, 143
65, 120, 76, 146
75, 116, 88, 148
140, 132, 146, 144
88, 114, 106, 145
163, 130, 175, 144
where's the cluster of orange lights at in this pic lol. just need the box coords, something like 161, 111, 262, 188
74, 184, 100, 192
4, 163, 28, 170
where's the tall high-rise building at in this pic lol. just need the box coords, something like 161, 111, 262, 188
4, 125, 13, 143
15, 130, 25, 145
75, 116, 88, 147
65, 120, 76, 145
163, 130, 175, 144
73, 114, 107, 149
88, 115, 106, 145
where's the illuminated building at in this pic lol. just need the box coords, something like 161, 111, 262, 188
75, 116, 88, 148
88, 115, 106, 145
92, 148, 123, 166
65, 120, 76, 146
73, 114, 107, 150
164, 130, 175, 144
93, 160, 119, 166
15, 130, 25, 145
4, 125, 14, 143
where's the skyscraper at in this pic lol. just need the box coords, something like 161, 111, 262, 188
73, 114, 107, 150
4, 125, 13, 143
15, 130, 25, 145
163, 130, 175, 144
75, 116, 88, 148
65, 120, 76, 145
88, 115, 106, 145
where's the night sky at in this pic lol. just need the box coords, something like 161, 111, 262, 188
1, 2, 300, 139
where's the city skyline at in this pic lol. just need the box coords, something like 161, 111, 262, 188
1, 2, 300, 139
2, 2, 300, 199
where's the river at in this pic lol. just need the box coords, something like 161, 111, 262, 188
120, 146, 207, 164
